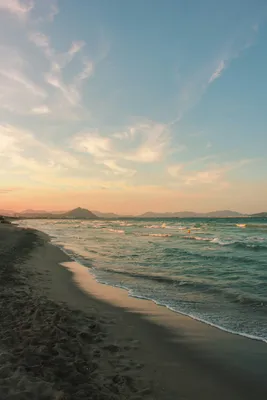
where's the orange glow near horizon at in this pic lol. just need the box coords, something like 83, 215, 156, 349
1, 181, 267, 214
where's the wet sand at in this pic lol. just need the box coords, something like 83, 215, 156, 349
1, 224, 267, 399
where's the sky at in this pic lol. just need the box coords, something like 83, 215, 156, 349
0, 0, 267, 214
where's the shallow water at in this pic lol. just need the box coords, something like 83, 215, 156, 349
18, 217, 267, 342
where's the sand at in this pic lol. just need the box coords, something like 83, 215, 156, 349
1, 223, 267, 399
0, 225, 151, 399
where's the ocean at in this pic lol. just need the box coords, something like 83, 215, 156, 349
17, 217, 267, 342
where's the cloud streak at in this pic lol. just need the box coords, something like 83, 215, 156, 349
167, 159, 252, 189
71, 121, 173, 177
0, 0, 34, 19
208, 60, 226, 83
0, 188, 20, 194
102, 160, 136, 178
170, 23, 260, 126
0, 43, 49, 114
0, 124, 79, 184
47, 2, 58, 22
28, 30, 94, 111
0, 1, 96, 119
31, 105, 50, 114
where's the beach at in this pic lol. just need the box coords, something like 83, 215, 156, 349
1, 224, 267, 399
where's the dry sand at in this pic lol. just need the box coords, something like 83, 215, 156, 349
1, 223, 267, 399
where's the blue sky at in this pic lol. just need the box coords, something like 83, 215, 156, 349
0, 0, 267, 213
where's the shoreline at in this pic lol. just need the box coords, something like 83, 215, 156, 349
0, 224, 154, 399
60, 263, 267, 399
91, 272, 267, 344
2, 223, 267, 399
47, 235, 267, 344
42, 235, 267, 398
16, 217, 267, 345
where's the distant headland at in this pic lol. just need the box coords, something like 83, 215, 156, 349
1, 207, 267, 219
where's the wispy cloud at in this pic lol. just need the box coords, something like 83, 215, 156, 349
72, 133, 112, 158
124, 122, 170, 163
102, 160, 136, 178
68, 41, 85, 57
0, 124, 79, 185
29, 30, 94, 110
0, 1, 96, 119
184, 167, 228, 185
29, 30, 86, 67
0, 0, 34, 19
47, 2, 58, 22
71, 121, 173, 177
75, 60, 94, 86
0, 46, 47, 114
167, 155, 217, 179
112, 131, 133, 140
167, 164, 184, 178
167, 159, 251, 189
0, 188, 20, 193
28, 31, 53, 57
0, 67, 46, 98
208, 60, 226, 83
31, 105, 50, 114
33, 1, 59, 24
170, 24, 260, 126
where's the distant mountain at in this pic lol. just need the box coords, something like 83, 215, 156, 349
21, 209, 49, 215
19, 208, 131, 219
174, 211, 199, 218
251, 212, 267, 218
138, 212, 175, 218
138, 210, 245, 218
138, 211, 198, 218
18, 207, 98, 219
204, 210, 245, 218
0, 209, 15, 216
92, 211, 121, 219
92, 211, 134, 218
5, 207, 265, 219
138, 211, 199, 218
20, 210, 66, 218
59, 207, 98, 219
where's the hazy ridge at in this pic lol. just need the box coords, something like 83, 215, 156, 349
1, 207, 267, 219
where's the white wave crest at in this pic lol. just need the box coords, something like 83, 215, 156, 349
107, 228, 125, 234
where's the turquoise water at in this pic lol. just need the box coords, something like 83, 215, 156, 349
18, 218, 267, 341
